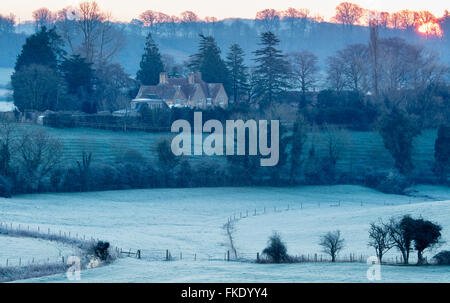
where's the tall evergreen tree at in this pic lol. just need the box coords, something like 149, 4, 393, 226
252, 31, 290, 108
14, 26, 63, 71
61, 55, 94, 96
136, 33, 164, 85
12, 27, 64, 112
189, 34, 230, 92
226, 44, 248, 104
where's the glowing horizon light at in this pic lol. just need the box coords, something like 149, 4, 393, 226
417, 21, 443, 38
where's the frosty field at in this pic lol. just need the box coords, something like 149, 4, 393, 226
0, 236, 74, 267
1, 185, 450, 283
21, 125, 438, 179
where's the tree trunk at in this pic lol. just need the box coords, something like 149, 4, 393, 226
377, 252, 383, 264
401, 250, 408, 265
417, 251, 425, 265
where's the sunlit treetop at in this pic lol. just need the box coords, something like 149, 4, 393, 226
417, 21, 443, 38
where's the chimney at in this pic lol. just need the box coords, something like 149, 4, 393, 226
195, 72, 202, 82
159, 72, 168, 84
188, 72, 195, 85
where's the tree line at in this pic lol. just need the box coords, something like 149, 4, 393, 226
260, 214, 443, 266
4, 2, 450, 197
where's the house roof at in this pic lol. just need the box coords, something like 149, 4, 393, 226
136, 74, 225, 101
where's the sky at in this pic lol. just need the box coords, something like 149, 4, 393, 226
1, 0, 448, 22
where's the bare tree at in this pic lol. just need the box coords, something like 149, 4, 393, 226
368, 220, 394, 263
180, 11, 200, 37
289, 50, 319, 97
326, 55, 346, 92
167, 15, 180, 37
180, 11, 200, 23
319, 230, 345, 262
414, 11, 436, 26
333, 2, 364, 28
32, 8, 55, 30
378, 12, 390, 28
139, 10, 159, 31
17, 129, 63, 191
256, 9, 281, 32
338, 44, 369, 92
386, 216, 414, 264
398, 10, 416, 31
0, 13, 16, 34
364, 11, 390, 28
56, 2, 123, 65
389, 12, 402, 29
283, 8, 310, 37
223, 220, 238, 259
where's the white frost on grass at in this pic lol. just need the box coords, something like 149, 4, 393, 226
0, 235, 74, 267
1, 185, 449, 282
234, 200, 450, 262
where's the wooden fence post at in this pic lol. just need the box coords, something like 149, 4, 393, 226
137, 250, 141, 259
227, 250, 230, 262
166, 250, 169, 261
257, 252, 260, 263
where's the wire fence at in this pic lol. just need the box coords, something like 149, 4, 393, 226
224, 199, 415, 223
0, 198, 418, 269
0, 222, 117, 268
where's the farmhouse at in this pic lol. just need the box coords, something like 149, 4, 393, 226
133, 72, 228, 109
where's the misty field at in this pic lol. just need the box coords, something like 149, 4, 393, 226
1, 185, 449, 282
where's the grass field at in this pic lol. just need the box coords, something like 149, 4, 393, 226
24, 125, 438, 177
0, 185, 448, 282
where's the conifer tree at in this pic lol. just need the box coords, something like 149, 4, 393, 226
226, 43, 248, 103
14, 26, 62, 71
252, 31, 290, 108
189, 34, 230, 92
136, 33, 164, 85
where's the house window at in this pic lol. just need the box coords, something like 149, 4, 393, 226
197, 98, 203, 104
219, 98, 224, 104
176, 99, 180, 105
207, 98, 212, 105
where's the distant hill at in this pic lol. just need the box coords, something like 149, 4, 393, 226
1, 18, 449, 77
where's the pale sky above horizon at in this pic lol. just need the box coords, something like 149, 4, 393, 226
1, 0, 448, 22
